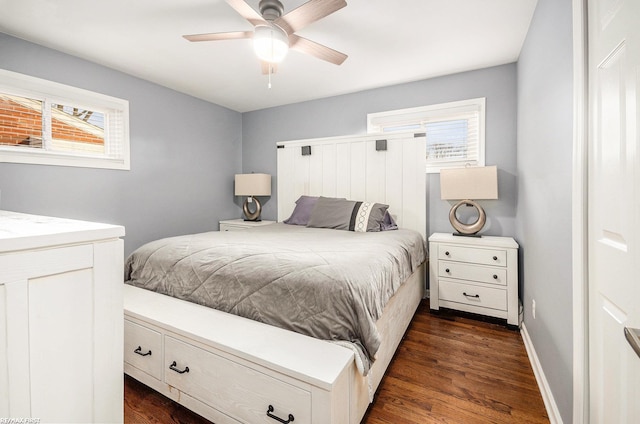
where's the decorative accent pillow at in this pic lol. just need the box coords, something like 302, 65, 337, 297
283, 195, 319, 225
307, 197, 389, 232
381, 211, 398, 231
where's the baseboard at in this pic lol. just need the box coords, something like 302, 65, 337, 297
520, 323, 563, 424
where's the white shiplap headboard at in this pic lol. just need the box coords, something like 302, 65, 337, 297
276, 132, 427, 240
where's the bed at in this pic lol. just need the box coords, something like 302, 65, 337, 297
123, 131, 427, 424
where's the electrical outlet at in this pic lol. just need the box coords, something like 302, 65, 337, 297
532, 299, 536, 319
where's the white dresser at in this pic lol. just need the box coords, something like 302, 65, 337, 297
428, 232, 519, 327
0, 210, 125, 423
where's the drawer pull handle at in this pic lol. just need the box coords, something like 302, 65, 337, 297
463, 292, 480, 299
267, 405, 294, 423
445, 268, 450, 273
445, 251, 450, 256
169, 361, 189, 374
493, 274, 498, 280
134, 346, 152, 356
493, 256, 498, 261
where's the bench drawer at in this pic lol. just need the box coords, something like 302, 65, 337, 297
164, 336, 311, 424
124, 320, 163, 380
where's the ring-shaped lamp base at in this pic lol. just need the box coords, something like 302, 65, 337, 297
242, 197, 263, 221
449, 199, 486, 237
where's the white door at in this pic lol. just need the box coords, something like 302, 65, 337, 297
588, 0, 640, 422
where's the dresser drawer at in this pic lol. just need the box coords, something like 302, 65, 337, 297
124, 320, 163, 380
438, 244, 507, 267
164, 336, 311, 424
439, 261, 507, 286
439, 280, 507, 311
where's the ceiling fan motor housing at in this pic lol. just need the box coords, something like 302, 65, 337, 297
259, 0, 284, 21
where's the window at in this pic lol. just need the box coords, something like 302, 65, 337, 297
367, 98, 485, 173
0, 69, 129, 170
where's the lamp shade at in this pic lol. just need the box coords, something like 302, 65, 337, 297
440, 166, 498, 200
235, 173, 271, 196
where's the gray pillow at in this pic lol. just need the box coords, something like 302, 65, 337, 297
381, 211, 398, 231
283, 195, 318, 225
307, 197, 389, 232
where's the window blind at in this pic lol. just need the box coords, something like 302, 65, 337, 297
367, 98, 485, 172
424, 111, 479, 166
0, 69, 130, 170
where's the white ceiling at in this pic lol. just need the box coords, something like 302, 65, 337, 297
0, 0, 538, 113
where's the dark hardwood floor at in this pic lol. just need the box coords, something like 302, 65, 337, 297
124, 300, 549, 424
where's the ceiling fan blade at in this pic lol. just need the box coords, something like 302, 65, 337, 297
261, 61, 278, 75
275, 0, 347, 34
183, 31, 253, 42
226, 0, 267, 27
289, 35, 347, 65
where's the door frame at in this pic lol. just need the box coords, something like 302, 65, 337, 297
572, 0, 588, 422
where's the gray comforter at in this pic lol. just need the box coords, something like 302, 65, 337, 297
124, 223, 426, 372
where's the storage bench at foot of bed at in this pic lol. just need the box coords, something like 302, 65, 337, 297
123, 284, 354, 424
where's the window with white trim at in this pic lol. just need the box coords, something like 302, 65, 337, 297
367, 98, 485, 173
0, 69, 130, 170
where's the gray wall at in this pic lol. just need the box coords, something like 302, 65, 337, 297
516, 0, 574, 422
0, 33, 242, 256
242, 64, 518, 239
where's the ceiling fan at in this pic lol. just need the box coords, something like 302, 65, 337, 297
183, 0, 348, 74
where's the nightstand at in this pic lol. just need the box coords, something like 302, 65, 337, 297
219, 219, 276, 231
428, 233, 519, 327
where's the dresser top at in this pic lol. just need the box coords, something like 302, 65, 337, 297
0, 210, 125, 252
429, 232, 518, 249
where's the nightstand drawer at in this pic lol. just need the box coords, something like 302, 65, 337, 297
438, 244, 507, 267
439, 261, 507, 286
439, 280, 507, 311
220, 223, 249, 231
219, 219, 276, 231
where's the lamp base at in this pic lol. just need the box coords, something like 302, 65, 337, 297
452, 232, 482, 238
242, 197, 263, 221
449, 199, 486, 236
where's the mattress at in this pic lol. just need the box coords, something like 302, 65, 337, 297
124, 223, 426, 372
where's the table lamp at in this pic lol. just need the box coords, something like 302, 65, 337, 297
440, 166, 498, 237
234, 173, 271, 221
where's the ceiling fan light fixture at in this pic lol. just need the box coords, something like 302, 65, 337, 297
253, 24, 289, 63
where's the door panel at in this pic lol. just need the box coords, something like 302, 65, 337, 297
588, 0, 640, 421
